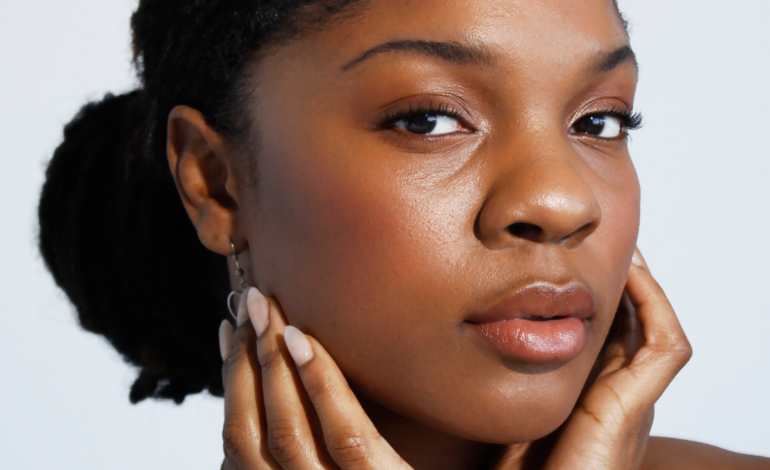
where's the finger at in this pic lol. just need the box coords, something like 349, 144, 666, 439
223, 290, 250, 386
631, 247, 650, 272
621, 249, 692, 402
222, 292, 278, 469
237, 290, 249, 327
219, 292, 248, 390
250, 288, 327, 469
591, 292, 644, 383
219, 320, 234, 361
284, 326, 406, 470
620, 290, 645, 359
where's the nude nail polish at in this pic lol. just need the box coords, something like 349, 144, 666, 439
218, 320, 233, 360
632, 252, 644, 267
247, 287, 269, 336
284, 326, 314, 367
236, 291, 249, 326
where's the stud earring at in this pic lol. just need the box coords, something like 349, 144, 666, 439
226, 241, 249, 320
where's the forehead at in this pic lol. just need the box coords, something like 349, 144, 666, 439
301, 0, 630, 71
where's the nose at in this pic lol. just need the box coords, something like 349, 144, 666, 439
476, 152, 602, 250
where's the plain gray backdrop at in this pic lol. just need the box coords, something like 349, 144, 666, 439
1, 0, 768, 468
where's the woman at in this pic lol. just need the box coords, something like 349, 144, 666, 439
38, 0, 770, 468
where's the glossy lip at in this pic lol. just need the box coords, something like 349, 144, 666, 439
465, 282, 595, 363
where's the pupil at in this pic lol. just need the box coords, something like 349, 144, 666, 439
575, 116, 605, 135
406, 114, 437, 134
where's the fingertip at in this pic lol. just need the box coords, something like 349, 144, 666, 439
303, 335, 334, 363
246, 286, 262, 304
284, 326, 314, 367
219, 320, 235, 360
236, 289, 250, 326
631, 247, 650, 271
302, 335, 345, 377
246, 287, 270, 336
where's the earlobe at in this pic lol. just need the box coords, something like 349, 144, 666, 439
166, 105, 241, 256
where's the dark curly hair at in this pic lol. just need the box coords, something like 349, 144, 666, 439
38, 0, 627, 405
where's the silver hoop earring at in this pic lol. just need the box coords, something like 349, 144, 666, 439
226, 241, 249, 320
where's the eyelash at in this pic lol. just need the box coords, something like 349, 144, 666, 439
378, 101, 468, 131
582, 107, 644, 133
376, 102, 643, 137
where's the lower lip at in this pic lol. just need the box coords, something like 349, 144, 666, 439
468, 318, 588, 363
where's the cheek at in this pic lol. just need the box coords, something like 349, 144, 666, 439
252, 146, 487, 426
582, 164, 641, 344
597, 165, 640, 288
250, 140, 449, 340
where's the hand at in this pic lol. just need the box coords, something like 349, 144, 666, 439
217, 287, 411, 469
532, 248, 692, 470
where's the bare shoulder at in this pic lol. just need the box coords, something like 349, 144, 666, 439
642, 437, 770, 470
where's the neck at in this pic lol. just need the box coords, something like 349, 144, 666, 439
358, 396, 531, 470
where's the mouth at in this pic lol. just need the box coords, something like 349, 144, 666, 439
519, 315, 566, 321
465, 282, 594, 363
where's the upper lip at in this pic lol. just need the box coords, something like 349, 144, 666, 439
466, 282, 595, 324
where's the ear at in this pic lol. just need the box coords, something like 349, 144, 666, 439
167, 105, 242, 256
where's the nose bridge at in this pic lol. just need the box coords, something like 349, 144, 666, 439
476, 134, 602, 249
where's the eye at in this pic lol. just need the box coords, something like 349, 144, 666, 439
570, 114, 624, 139
394, 114, 462, 136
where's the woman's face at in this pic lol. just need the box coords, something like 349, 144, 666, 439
239, 0, 639, 443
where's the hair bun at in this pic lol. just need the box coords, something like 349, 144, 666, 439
39, 91, 144, 301
39, 91, 229, 403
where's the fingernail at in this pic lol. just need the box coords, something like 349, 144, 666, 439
236, 290, 249, 326
218, 320, 234, 360
632, 251, 644, 267
247, 287, 269, 336
283, 326, 314, 367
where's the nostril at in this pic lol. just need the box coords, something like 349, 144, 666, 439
507, 222, 544, 242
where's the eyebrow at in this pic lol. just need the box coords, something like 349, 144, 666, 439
342, 39, 637, 77
341, 39, 493, 72
594, 45, 637, 73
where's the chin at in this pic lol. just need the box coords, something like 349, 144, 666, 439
449, 372, 589, 444
470, 381, 585, 444
348, 338, 598, 445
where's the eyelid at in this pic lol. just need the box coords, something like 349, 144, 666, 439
570, 96, 640, 122
572, 105, 622, 123
376, 96, 478, 133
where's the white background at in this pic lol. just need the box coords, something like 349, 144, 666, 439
1, 0, 768, 468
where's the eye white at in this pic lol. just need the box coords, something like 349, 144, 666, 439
394, 115, 461, 135
428, 116, 461, 135
597, 115, 623, 138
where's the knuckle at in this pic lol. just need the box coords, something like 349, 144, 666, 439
223, 348, 242, 372
328, 429, 372, 467
257, 343, 283, 371
267, 422, 304, 464
304, 371, 336, 401
223, 333, 252, 371
669, 337, 693, 365
649, 331, 693, 367
222, 418, 258, 463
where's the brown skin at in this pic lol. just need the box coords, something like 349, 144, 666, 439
166, 0, 770, 468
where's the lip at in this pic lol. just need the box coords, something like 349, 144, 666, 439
465, 282, 594, 363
